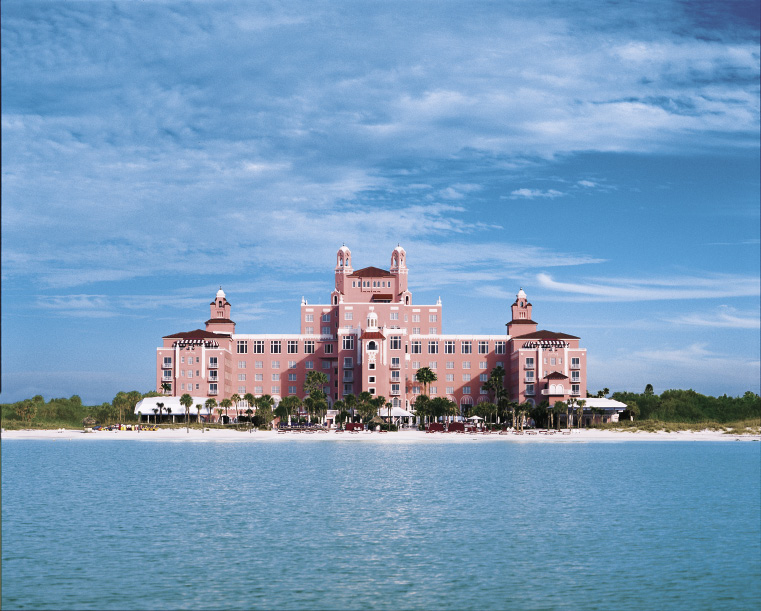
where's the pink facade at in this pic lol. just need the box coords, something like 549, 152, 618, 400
156, 245, 587, 410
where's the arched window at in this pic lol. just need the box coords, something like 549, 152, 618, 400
367, 341, 377, 351
405, 295, 410, 305
333, 296, 338, 305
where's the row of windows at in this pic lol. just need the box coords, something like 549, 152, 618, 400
237, 340, 327, 354
525, 357, 581, 367
353, 280, 392, 288
237, 359, 333, 370
304, 313, 331, 323
408, 340, 506, 354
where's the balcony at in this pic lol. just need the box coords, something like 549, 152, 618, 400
524, 364, 535, 370
570, 364, 580, 370
209, 390, 218, 396
524, 378, 535, 384
208, 360, 218, 369
571, 390, 580, 396
343, 374, 354, 383
162, 372, 173, 380
525, 389, 535, 396
208, 373, 218, 382
390, 360, 401, 369
390, 387, 401, 396
542, 388, 566, 396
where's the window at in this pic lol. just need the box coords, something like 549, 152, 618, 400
210, 383, 218, 395
187, 371, 193, 379
238, 386, 246, 394
411, 341, 422, 354
343, 383, 353, 394
390, 336, 402, 350
238, 374, 246, 381
322, 313, 331, 322
188, 356, 194, 365
345, 312, 353, 320
391, 370, 400, 381
446, 373, 454, 382
526, 384, 534, 395
526, 357, 534, 368
255, 374, 263, 381
324, 344, 333, 354
429, 361, 437, 369
342, 336, 354, 350
572, 384, 580, 395
322, 360, 331, 370
526, 371, 535, 381
271, 360, 280, 369
479, 361, 487, 369
391, 357, 400, 367
289, 385, 298, 394
411, 327, 420, 335
322, 326, 331, 335
463, 386, 471, 395
550, 357, 556, 366
462, 374, 471, 381
391, 383, 400, 394
430, 386, 437, 395
272, 373, 280, 381
369, 388, 376, 395
163, 357, 172, 367
237, 341, 248, 354
429, 314, 438, 322
252, 341, 264, 353
572, 371, 580, 382
412, 314, 420, 322
305, 360, 314, 369
444, 341, 455, 354
181, 383, 185, 390
304, 340, 315, 354
429, 328, 437, 334
480, 387, 489, 394
496, 361, 503, 367
495, 341, 506, 354
461, 341, 472, 354
238, 360, 246, 369
390, 312, 399, 320
446, 361, 454, 369
255, 386, 263, 394
480, 373, 488, 382
368, 376, 376, 383
305, 326, 314, 334
270, 341, 281, 354
288, 340, 299, 354
572, 357, 580, 369
288, 361, 297, 369
305, 314, 314, 322
462, 361, 470, 369
446, 386, 454, 394
412, 361, 420, 369
428, 341, 439, 354
181, 356, 185, 364
344, 357, 353, 368
255, 361, 263, 369
271, 386, 280, 395
412, 386, 421, 395
478, 341, 489, 354
558, 358, 562, 364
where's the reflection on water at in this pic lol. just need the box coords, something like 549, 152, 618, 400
3, 440, 760, 610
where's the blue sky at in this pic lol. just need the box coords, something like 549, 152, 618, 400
2, 0, 759, 404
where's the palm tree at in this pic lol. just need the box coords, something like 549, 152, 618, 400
205, 398, 217, 424
216, 404, 225, 424
166, 407, 173, 423
344, 394, 357, 422
180, 393, 193, 433
220, 398, 232, 423
156, 402, 165, 424
195, 403, 204, 432
256, 395, 275, 429
386, 401, 393, 430
575, 399, 586, 428
161, 382, 172, 395
415, 367, 437, 396
230, 393, 241, 421
552, 401, 566, 431
152, 407, 158, 425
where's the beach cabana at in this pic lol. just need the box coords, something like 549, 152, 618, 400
135, 396, 214, 423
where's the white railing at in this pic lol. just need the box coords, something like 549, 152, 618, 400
524, 378, 535, 384
542, 389, 565, 395
208, 361, 218, 368
571, 364, 580, 370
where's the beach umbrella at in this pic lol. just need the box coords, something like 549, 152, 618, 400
467, 416, 484, 421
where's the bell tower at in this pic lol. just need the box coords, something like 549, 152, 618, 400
206, 287, 236, 334
390, 244, 408, 294
334, 244, 353, 295
506, 288, 536, 336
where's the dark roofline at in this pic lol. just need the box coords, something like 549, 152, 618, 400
511, 329, 580, 340
164, 329, 231, 339
205, 318, 235, 325
349, 266, 394, 278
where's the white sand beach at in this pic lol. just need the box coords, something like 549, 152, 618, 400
3, 427, 759, 443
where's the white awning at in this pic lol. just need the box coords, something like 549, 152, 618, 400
377, 406, 415, 418
135, 396, 217, 415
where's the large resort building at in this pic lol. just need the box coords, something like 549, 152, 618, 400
155, 245, 589, 416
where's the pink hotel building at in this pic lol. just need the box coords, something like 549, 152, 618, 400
156, 245, 587, 411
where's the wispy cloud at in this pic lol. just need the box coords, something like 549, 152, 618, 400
507, 188, 565, 199
666, 305, 760, 329
537, 273, 760, 301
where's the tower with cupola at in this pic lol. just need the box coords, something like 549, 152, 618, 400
390, 245, 409, 298
205, 287, 236, 334
334, 245, 353, 296
506, 288, 537, 336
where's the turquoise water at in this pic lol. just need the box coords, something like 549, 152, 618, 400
2, 439, 760, 610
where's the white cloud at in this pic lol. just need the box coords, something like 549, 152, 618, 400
537, 273, 761, 301
666, 306, 760, 329
577, 180, 597, 188
507, 188, 565, 199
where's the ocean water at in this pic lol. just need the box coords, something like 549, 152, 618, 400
2, 439, 760, 610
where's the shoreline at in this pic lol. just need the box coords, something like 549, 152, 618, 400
3, 428, 759, 443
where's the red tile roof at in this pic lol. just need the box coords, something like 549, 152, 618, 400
360, 330, 386, 340
372, 294, 393, 301
511, 329, 579, 340
543, 371, 569, 380
204, 318, 235, 325
506, 319, 538, 325
349, 266, 394, 277
164, 329, 231, 339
